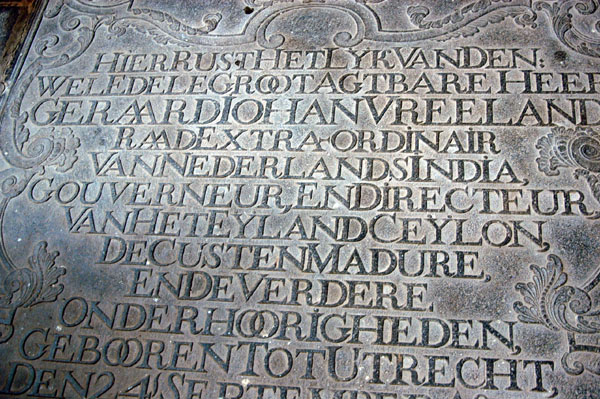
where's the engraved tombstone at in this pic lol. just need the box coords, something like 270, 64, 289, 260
0, 0, 600, 398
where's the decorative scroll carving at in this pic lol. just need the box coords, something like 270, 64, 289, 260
514, 254, 600, 376
0, 1, 85, 342
0, 162, 72, 342
107, 7, 221, 47
561, 332, 600, 375
407, 1, 539, 40
0, 242, 65, 343
39, 0, 600, 58
0, 136, 78, 343
535, 0, 600, 59
520, 126, 600, 375
536, 127, 600, 212
514, 254, 600, 375
514, 255, 600, 334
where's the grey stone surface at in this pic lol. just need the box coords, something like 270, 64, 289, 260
0, 0, 600, 398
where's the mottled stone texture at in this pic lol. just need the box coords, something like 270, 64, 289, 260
0, 1, 600, 398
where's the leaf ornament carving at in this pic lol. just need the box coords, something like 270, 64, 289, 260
0, 233, 67, 343
514, 255, 600, 334
408, 0, 539, 41
0, 242, 65, 310
514, 254, 600, 375
107, 7, 221, 46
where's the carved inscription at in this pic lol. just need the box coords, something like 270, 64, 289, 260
0, 1, 600, 398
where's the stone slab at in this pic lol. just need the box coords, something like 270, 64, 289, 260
0, 1, 600, 398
